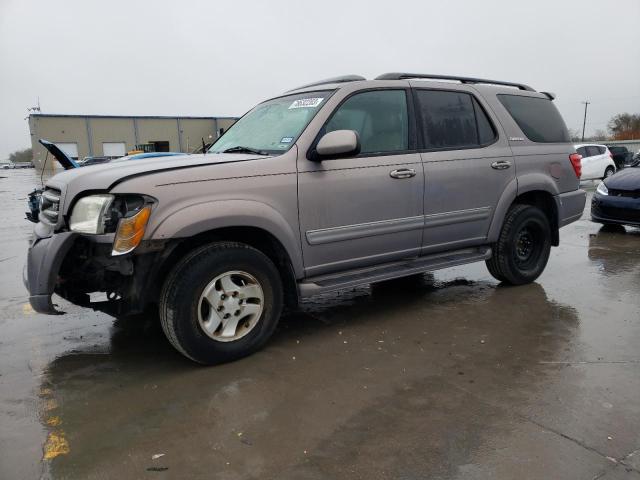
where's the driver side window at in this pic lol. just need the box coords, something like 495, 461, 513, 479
324, 90, 408, 155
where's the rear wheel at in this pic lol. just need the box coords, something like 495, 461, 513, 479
603, 166, 615, 179
486, 204, 551, 285
160, 242, 283, 364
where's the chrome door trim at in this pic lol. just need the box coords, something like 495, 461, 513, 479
389, 168, 417, 179
491, 160, 512, 170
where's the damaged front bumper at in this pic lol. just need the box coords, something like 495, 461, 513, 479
24, 222, 169, 315
24, 223, 78, 314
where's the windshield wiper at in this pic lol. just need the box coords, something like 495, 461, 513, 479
222, 146, 269, 155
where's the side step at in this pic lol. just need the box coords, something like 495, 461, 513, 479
298, 246, 491, 298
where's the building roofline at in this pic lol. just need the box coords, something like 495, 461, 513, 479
30, 114, 238, 120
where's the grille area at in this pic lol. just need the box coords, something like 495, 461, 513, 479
609, 189, 640, 199
39, 187, 62, 225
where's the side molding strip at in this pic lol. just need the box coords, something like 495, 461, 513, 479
423, 207, 492, 228
306, 216, 424, 245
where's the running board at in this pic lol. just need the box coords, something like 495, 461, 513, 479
298, 246, 491, 298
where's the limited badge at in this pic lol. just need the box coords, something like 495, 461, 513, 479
289, 98, 324, 109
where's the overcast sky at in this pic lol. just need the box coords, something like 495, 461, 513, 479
1, 0, 639, 159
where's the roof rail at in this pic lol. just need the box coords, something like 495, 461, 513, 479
375, 73, 535, 92
288, 75, 366, 92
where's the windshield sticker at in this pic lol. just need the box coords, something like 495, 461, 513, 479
280, 137, 294, 144
289, 98, 324, 109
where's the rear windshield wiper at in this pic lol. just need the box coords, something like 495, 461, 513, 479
222, 146, 269, 155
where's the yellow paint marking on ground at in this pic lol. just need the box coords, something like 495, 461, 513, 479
43, 431, 70, 460
39, 387, 53, 397
22, 303, 34, 315
46, 416, 62, 427
43, 398, 58, 412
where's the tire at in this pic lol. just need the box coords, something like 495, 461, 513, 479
159, 242, 283, 365
603, 166, 615, 179
486, 204, 552, 285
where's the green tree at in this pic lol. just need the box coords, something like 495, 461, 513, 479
8, 148, 33, 164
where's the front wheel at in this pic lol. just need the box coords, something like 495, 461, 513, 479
160, 242, 283, 364
486, 204, 552, 285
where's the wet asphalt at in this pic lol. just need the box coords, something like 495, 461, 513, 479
0, 169, 639, 480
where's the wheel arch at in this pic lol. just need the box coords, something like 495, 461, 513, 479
145, 200, 303, 309
149, 225, 300, 310
489, 180, 560, 247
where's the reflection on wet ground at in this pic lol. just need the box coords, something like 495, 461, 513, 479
1, 171, 639, 479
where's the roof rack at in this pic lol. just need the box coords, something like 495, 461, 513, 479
288, 75, 366, 92
375, 73, 535, 92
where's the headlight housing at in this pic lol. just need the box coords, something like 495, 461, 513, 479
596, 182, 609, 196
69, 194, 114, 233
69, 194, 154, 255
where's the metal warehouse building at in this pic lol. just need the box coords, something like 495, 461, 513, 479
28, 114, 237, 171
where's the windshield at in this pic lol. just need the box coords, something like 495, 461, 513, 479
209, 90, 333, 155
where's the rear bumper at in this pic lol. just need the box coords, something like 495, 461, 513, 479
24, 228, 78, 314
556, 189, 587, 227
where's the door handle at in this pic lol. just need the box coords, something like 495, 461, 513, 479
389, 168, 416, 179
491, 160, 512, 170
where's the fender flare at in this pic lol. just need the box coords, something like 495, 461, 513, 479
149, 200, 304, 277
487, 173, 560, 243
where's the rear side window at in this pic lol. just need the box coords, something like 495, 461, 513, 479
415, 90, 496, 150
597, 146, 606, 154
587, 146, 601, 157
577, 146, 588, 157
498, 94, 569, 143
324, 90, 408, 154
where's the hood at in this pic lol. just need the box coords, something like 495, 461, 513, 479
39, 139, 79, 169
604, 166, 640, 191
46, 152, 272, 212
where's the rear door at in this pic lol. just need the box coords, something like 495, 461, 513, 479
297, 88, 424, 277
581, 145, 603, 179
414, 86, 515, 254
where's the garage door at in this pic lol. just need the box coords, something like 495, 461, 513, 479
103, 142, 126, 157
55, 143, 79, 159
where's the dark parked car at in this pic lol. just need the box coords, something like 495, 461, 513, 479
591, 161, 640, 227
606, 145, 635, 169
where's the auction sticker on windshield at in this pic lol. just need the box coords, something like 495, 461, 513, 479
289, 98, 324, 109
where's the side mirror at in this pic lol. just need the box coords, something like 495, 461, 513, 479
314, 130, 360, 160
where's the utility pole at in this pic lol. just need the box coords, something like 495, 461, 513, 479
581, 101, 590, 142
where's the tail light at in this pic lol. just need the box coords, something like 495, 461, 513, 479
569, 153, 582, 178
609, 152, 613, 159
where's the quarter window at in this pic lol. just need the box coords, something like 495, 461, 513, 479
324, 90, 409, 154
415, 90, 497, 149
498, 94, 570, 143
586, 146, 601, 157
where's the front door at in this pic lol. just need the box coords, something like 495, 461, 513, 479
414, 87, 516, 254
297, 89, 424, 277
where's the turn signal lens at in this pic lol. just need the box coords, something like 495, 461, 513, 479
112, 206, 151, 256
569, 153, 582, 178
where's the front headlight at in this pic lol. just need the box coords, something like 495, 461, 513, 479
596, 182, 609, 196
69, 194, 114, 233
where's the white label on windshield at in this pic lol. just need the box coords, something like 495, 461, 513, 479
280, 137, 294, 144
289, 98, 324, 109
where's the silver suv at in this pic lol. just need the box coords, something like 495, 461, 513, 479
24, 73, 586, 364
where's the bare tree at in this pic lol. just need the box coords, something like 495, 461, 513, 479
8, 148, 33, 164
608, 113, 640, 140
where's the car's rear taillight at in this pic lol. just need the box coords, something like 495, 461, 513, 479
609, 152, 613, 159
569, 153, 582, 178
